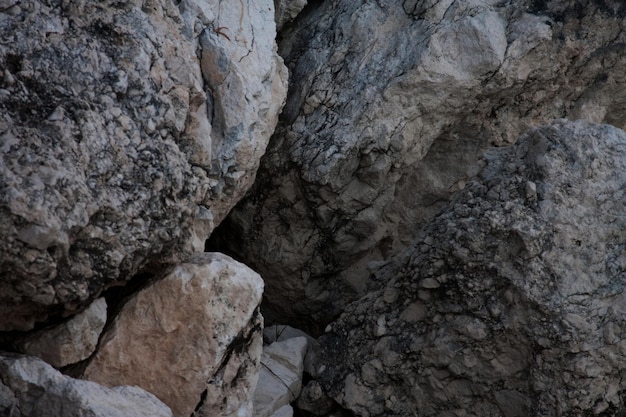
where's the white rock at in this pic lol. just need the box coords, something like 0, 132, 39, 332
0, 353, 172, 417
253, 337, 308, 417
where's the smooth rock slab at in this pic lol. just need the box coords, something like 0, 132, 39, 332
83, 252, 264, 417
0, 352, 172, 417
253, 337, 308, 417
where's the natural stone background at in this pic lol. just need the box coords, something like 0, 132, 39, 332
0, 0, 286, 331
213, 0, 626, 330
317, 120, 626, 416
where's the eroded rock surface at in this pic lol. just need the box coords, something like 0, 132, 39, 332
0, 352, 173, 417
83, 253, 264, 417
215, 0, 626, 328
317, 120, 626, 416
0, 0, 286, 331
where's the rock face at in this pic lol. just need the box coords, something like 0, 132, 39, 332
214, 0, 626, 328
317, 120, 626, 416
83, 253, 264, 417
0, 352, 173, 417
0, 0, 286, 331
14, 297, 106, 368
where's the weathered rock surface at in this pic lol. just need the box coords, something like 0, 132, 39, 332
0, 0, 286, 331
13, 297, 106, 368
0, 352, 173, 417
83, 253, 264, 417
253, 336, 308, 417
317, 120, 626, 416
214, 0, 626, 328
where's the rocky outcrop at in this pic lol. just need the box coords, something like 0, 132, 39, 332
0, 0, 286, 331
83, 253, 264, 417
317, 120, 626, 416
214, 0, 626, 328
0, 352, 173, 417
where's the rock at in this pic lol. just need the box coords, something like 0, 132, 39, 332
274, 0, 308, 30
269, 404, 294, 417
317, 120, 626, 416
14, 297, 106, 368
253, 336, 308, 417
0, 352, 173, 417
213, 0, 626, 329
297, 380, 335, 416
83, 253, 264, 417
263, 324, 321, 377
0, 0, 286, 331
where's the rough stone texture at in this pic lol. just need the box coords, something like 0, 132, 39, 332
263, 324, 321, 377
214, 0, 626, 328
317, 120, 626, 416
274, 0, 308, 30
253, 336, 308, 417
14, 297, 106, 368
297, 380, 335, 416
83, 253, 264, 417
0, 0, 286, 331
0, 352, 173, 417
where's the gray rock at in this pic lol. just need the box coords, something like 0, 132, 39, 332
317, 120, 626, 416
253, 337, 308, 417
0, 0, 286, 331
215, 0, 626, 328
14, 297, 106, 368
0, 352, 173, 417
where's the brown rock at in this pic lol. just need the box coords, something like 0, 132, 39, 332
83, 253, 264, 417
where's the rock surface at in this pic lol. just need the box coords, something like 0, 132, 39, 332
13, 297, 106, 368
214, 0, 626, 328
83, 253, 264, 417
253, 336, 308, 417
0, 0, 286, 331
317, 120, 626, 416
0, 352, 173, 417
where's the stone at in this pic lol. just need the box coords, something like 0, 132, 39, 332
317, 120, 626, 416
83, 253, 264, 417
0, 0, 286, 331
297, 380, 335, 416
253, 336, 308, 417
269, 405, 294, 417
213, 0, 626, 329
0, 352, 172, 417
263, 324, 321, 377
274, 0, 308, 30
14, 297, 106, 368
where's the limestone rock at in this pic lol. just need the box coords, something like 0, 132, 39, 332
214, 0, 626, 328
317, 120, 626, 416
83, 253, 264, 417
0, 352, 173, 417
263, 324, 321, 377
14, 297, 106, 368
253, 336, 308, 417
269, 405, 294, 417
0, 0, 286, 331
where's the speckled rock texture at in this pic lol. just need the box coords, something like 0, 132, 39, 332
214, 0, 626, 329
0, 0, 286, 331
317, 120, 626, 417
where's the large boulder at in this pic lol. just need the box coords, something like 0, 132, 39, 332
0, 352, 173, 417
213, 0, 626, 328
317, 120, 626, 416
83, 253, 264, 417
0, 0, 286, 331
